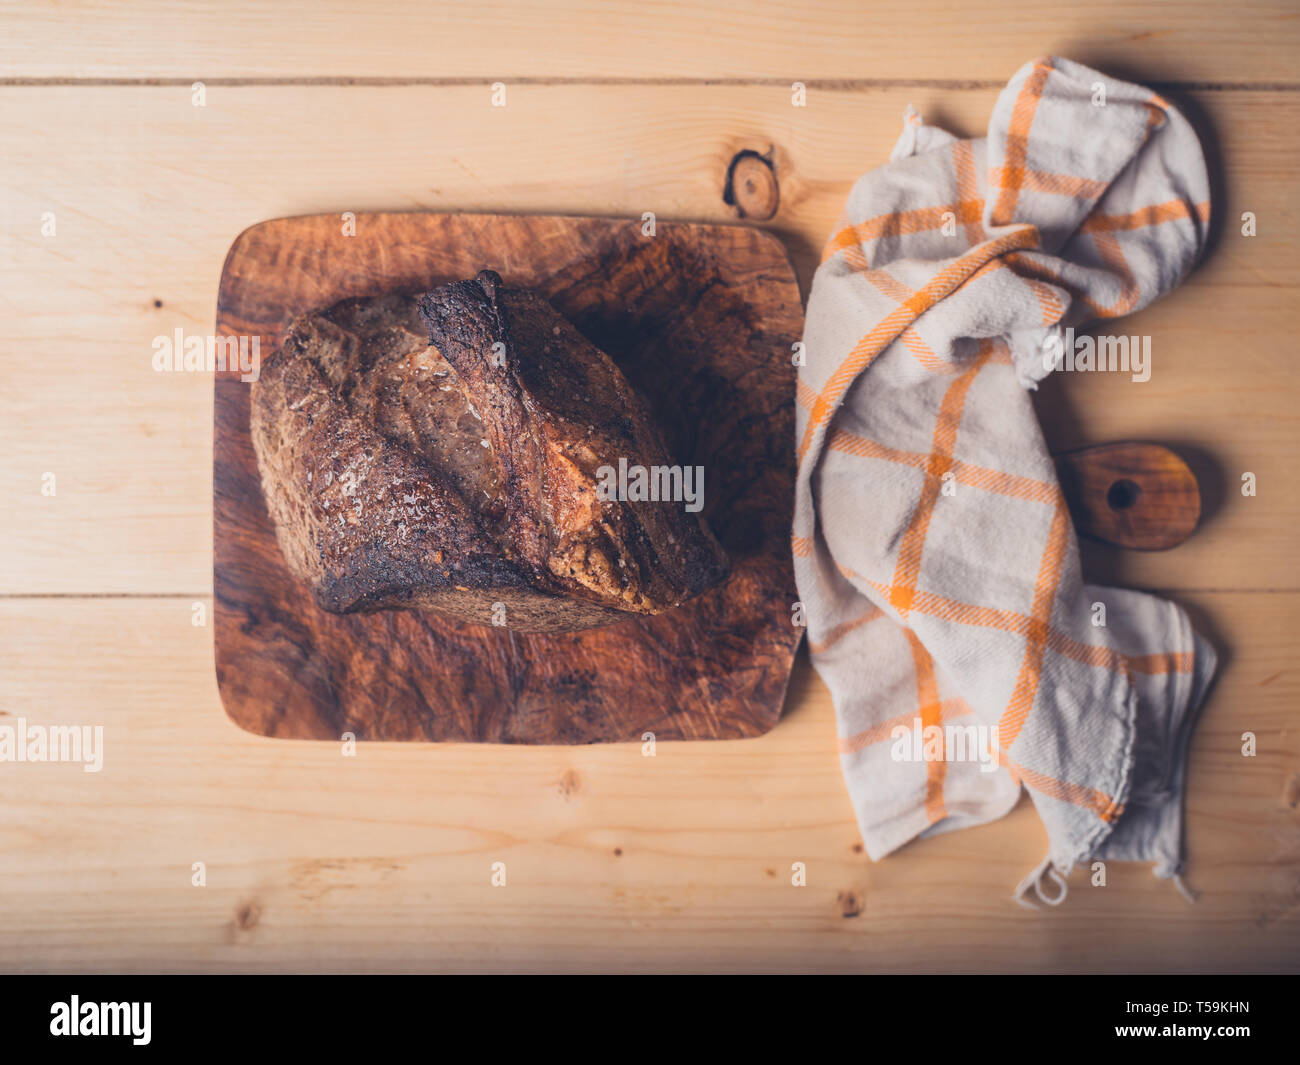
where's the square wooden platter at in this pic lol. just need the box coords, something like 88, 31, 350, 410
213, 212, 803, 743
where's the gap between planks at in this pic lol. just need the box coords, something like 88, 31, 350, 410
0, 589, 1294, 600
2, 77, 1299, 92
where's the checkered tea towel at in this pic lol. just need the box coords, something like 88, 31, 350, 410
793, 56, 1218, 906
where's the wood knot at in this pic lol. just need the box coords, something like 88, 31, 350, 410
835, 889, 863, 918
558, 768, 581, 800
230, 899, 262, 938
724, 150, 779, 221
1282, 771, 1300, 809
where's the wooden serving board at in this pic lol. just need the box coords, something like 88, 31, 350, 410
214, 213, 804, 743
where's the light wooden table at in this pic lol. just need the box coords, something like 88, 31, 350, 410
1, 1, 1296, 973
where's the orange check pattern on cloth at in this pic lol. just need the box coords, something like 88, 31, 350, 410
793, 57, 1218, 906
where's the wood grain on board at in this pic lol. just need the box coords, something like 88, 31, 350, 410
215, 213, 803, 742
1055, 443, 1201, 551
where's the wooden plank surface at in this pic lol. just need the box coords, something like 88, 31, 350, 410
0, 591, 1296, 973
1, 1, 1297, 973
1, 86, 1295, 595
3, 1, 1298, 85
